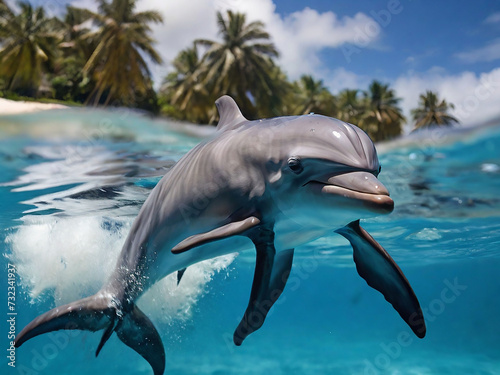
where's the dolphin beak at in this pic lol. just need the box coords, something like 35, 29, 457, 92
316, 171, 394, 214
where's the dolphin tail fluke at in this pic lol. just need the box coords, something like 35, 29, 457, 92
15, 294, 166, 375
115, 304, 166, 375
14, 293, 114, 348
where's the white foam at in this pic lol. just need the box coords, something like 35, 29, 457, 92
481, 163, 500, 173
406, 227, 442, 241
7, 216, 123, 302
6, 215, 236, 322
3, 145, 127, 193
139, 254, 236, 323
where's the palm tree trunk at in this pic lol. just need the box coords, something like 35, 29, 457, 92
103, 89, 113, 106
93, 85, 106, 106
85, 84, 99, 106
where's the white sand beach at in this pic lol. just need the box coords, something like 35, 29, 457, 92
0, 98, 67, 115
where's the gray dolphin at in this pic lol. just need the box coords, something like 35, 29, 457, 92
15, 96, 426, 374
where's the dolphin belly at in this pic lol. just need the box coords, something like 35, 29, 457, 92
147, 216, 332, 286
148, 236, 254, 284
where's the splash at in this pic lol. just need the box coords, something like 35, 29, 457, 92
7, 215, 236, 323
3, 127, 236, 325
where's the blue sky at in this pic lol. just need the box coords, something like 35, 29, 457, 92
14, 0, 500, 124
281, 0, 500, 79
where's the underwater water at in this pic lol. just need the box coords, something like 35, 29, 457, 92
1, 108, 499, 375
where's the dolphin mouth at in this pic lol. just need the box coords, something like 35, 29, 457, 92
319, 184, 394, 212
305, 171, 394, 213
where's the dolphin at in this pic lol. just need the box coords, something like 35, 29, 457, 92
15, 96, 426, 374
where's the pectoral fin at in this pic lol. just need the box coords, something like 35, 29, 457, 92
269, 249, 294, 298
336, 220, 426, 338
172, 216, 261, 254
233, 225, 294, 346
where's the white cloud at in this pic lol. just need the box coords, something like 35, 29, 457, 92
322, 67, 370, 94
70, 0, 220, 84
405, 56, 416, 64
393, 67, 500, 126
4, 0, 17, 10
269, 8, 380, 77
484, 12, 500, 24
131, 0, 380, 84
139, 0, 222, 81
215, 2, 381, 78
68, 0, 381, 87
455, 38, 500, 63
70, 0, 97, 11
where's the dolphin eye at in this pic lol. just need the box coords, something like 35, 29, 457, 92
376, 165, 382, 176
288, 157, 303, 174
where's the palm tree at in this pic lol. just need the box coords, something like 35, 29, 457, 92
336, 89, 362, 124
161, 44, 214, 123
254, 65, 292, 118
360, 80, 405, 142
411, 90, 459, 130
194, 10, 279, 118
293, 75, 335, 116
0, 0, 9, 24
57, 6, 96, 61
78, 0, 163, 106
50, 6, 97, 102
0, 0, 11, 41
0, 1, 61, 96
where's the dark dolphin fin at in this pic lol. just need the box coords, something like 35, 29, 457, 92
116, 304, 165, 375
336, 220, 426, 338
233, 226, 294, 346
171, 216, 261, 254
95, 317, 118, 356
177, 268, 187, 285
15, 293, 114, 348
269, 248, 294, 296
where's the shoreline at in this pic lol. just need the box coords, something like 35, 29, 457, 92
0, 98, 68, 115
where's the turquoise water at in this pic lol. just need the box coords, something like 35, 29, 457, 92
1, 109, 499, 374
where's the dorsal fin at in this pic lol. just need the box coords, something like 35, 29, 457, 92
215, 95, 248, 131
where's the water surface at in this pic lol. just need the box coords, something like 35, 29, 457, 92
1, 109, 499, 374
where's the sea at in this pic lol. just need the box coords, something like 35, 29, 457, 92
1, 108, 499, 375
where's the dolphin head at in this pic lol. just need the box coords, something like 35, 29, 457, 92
263, 115, 394, 228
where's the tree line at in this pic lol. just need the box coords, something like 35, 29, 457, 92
0, 0, 459, 141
